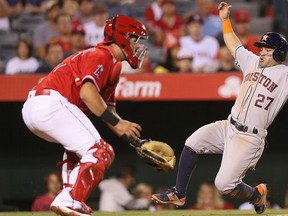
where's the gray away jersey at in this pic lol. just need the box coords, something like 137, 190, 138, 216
231, 45, 288, 129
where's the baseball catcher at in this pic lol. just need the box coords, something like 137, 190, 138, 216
128, 137, 176, 172
22, 14, 152, 216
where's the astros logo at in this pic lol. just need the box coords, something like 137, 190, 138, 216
94, 65, 104, 78
262, 34, 269, 41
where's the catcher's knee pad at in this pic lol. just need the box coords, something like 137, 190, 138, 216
80, 139, 114, 170
98, 138, 115, 169
70, 139, 114, 202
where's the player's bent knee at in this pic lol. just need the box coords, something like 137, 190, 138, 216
184, 136, 198, 152
93, 148, 112, 171
81, 139, 115, 170
100, 139, 115, 166
214, 178, 235, 195
184, 139, 203, 154
185, 129, 213, 154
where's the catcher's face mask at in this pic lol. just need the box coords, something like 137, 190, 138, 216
128, 35, 148, 69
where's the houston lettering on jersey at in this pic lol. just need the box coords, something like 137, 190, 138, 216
243, 72, 278, 93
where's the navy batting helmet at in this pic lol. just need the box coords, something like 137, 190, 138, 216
254, 32, 288, 62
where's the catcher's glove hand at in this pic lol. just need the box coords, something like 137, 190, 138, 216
130, 138, 176, 172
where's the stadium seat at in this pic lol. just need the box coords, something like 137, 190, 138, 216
0, 31, 19, 65
175, 0, 194, 15
230, 2, 260, 17
10, 14, 46, 34
134, 0, 152, 17
250, 17, 273, 35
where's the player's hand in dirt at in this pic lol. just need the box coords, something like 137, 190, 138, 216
218, 2, 232, 21
114, 119, 142, 141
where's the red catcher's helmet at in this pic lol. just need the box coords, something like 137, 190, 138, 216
104, 14, 149, 69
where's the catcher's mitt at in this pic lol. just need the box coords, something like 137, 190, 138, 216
132, 139, 176, 172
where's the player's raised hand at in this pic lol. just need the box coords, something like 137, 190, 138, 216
114, 119, 142, 141
218, 2, 232, 21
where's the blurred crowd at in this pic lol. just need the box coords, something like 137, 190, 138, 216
0, 0, 285, 74
29, 166, 288, 212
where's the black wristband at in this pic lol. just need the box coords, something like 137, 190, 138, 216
100, 108, 120, 126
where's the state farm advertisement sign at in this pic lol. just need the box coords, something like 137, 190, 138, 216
0, 73, 243, 101
115, 73, 242, 101
116, 76, 162, 98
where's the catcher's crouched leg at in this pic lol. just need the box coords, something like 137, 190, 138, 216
70, 139, 114, 202
51, 139, 114, 215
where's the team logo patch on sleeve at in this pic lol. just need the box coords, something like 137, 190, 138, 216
94, 65, 104, 78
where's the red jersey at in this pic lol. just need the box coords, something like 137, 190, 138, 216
154, 15, 184, 47
144, 4, 162, 30
145, 5, 156, 27
34, 43, 122, 114
32, 193, 54, 211
154, 15, 184, 33
50, 37, 73, 53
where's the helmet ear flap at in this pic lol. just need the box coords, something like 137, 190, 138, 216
104, 16, 117, 43
273, 49, 280, 62
109, 17, 117, 43
279, 49, 287, 61
273, 48, 287, 62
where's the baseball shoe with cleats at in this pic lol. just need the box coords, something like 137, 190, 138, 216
50, 189, 93, 216
252, 183, 267, 214
151, 187, 186, 206
50, 205, 92, 216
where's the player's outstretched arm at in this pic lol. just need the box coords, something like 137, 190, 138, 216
218, 2, 242, 57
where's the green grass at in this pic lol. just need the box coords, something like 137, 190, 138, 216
1, 210, 288, 216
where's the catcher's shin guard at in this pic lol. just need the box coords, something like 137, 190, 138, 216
70, 139, 115, 202
59, 151, 80, 188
